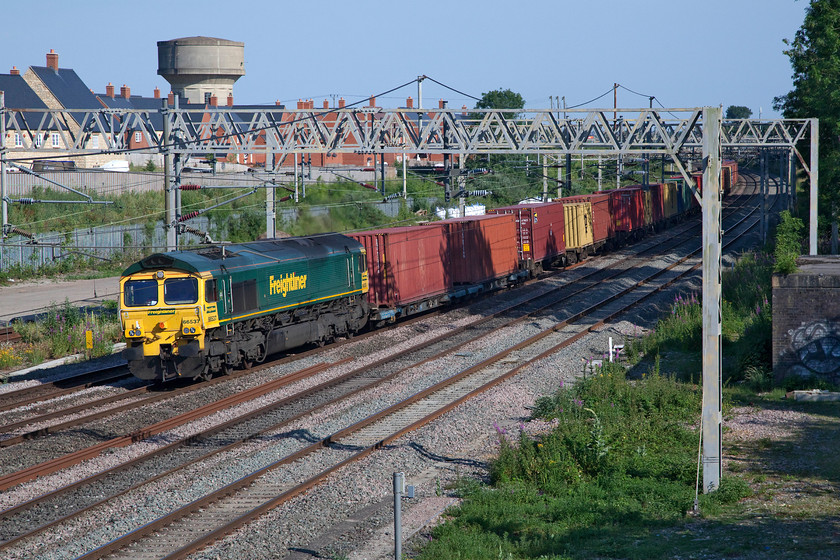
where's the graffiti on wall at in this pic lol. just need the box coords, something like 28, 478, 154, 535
782, 320, 840, 384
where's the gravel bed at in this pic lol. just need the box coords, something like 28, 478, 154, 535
0, 377, 144, 433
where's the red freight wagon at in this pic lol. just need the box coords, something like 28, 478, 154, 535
349, 224, 449, 310
488, 202, 565, 272
434, 213, 519, 284
647, 184, 666, 228
561, 192, 611, 250
606, 187, 646, 236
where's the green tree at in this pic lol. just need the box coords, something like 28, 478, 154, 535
774, 0, 840, 243
725, 105, 752, 119
474, 88, 525, 118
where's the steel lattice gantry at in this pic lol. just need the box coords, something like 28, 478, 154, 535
0, 101, 820, 493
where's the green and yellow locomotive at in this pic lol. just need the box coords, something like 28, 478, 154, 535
120, 233, 369, 382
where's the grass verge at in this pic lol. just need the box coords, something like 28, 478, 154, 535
413, 249, 840, 559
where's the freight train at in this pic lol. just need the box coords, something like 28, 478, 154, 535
119, 161, 738, 382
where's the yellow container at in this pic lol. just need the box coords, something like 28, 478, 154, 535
564, 202, 594, 250
643, 190, 653, 226
663, 182, 680, 219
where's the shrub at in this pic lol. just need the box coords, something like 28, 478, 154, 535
773, 210, 804, 274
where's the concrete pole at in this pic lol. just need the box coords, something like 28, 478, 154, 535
701, 106, 722, 493
402, 152, 407, 199
789, 148, 796, 212
458, 154, 466, 217
0, 91, 7, 236
266, 147, 275, 239
616, 156, 621, 190
760, 150, 766, 243
174, 150, 182, 226
162, 99, 176, 251
557, 156, 562, 198
294, 153, 299, 203
779, 149, 785, 207
598, 155, 602, 191
542, 153, 548, 202
810, 118, 819, 255
393, 472, 404, 560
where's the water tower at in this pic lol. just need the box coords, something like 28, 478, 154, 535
157, 36, 244, 104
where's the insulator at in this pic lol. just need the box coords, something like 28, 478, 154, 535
384, 192, 402, 200
18, 198, 35, 205
179, 184, 202, 190
361, 183, 377, 190
178, 211, 201, 222
468, 190, 491, 197
8, 226, 35, 240
278, 195, 292, 202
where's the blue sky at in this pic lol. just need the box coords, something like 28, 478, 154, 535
1, 0, 808, 117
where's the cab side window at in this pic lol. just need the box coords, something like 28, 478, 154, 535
205, 279, 218, 302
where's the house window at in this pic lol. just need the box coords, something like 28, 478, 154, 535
14, 133, 22, 147
51, 132, 60, 147
134, 131, 142, 143
35, 134, 43, 148
91, 136, 99, 149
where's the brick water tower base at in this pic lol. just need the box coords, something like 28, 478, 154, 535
772, 255, 840, 386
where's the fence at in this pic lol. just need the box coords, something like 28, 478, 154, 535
0, 197, 416, 273
2, 167, 395, 199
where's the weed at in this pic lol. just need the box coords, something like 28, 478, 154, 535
773, 210, 804, 274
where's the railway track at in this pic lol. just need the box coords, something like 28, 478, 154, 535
72, 176, 770, 560
0, 181, 748, 460
0, 175, 774, 559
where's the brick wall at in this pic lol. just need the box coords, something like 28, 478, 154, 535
772, 255, 840, 386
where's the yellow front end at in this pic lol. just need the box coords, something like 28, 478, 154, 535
120, 270, 218, 380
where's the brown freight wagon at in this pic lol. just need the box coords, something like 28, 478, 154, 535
348, 224, 449, 320
648, 183, 666, 228
434, 213, 520, 285
488, 202, 566, 273
606, 187, 647, 241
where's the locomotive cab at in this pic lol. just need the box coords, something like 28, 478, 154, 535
120, 269, 219, 381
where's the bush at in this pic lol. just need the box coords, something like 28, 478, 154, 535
774, 210, 804, 274
14, 301, 120, 360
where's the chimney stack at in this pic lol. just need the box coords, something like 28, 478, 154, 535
227, 93, 234, 107
338, 97, 345, 108
106, 83, 115, 98
168, 91, 175, 105
153, 87, 161, 99
120, 84, 130, 99
369, 96, 376, 108
209, 95, 218, 107
323, 99, 329, 109
406, 96, 413, 108
275, 100, 282, 106
9, 66, 19, 76
46, 49, 58, 71
438, 99, 446, 109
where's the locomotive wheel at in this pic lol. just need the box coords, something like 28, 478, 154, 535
240, 351, 253, 370
198, 363, 213, 382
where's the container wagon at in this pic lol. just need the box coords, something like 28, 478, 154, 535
488, 201, 566, 274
